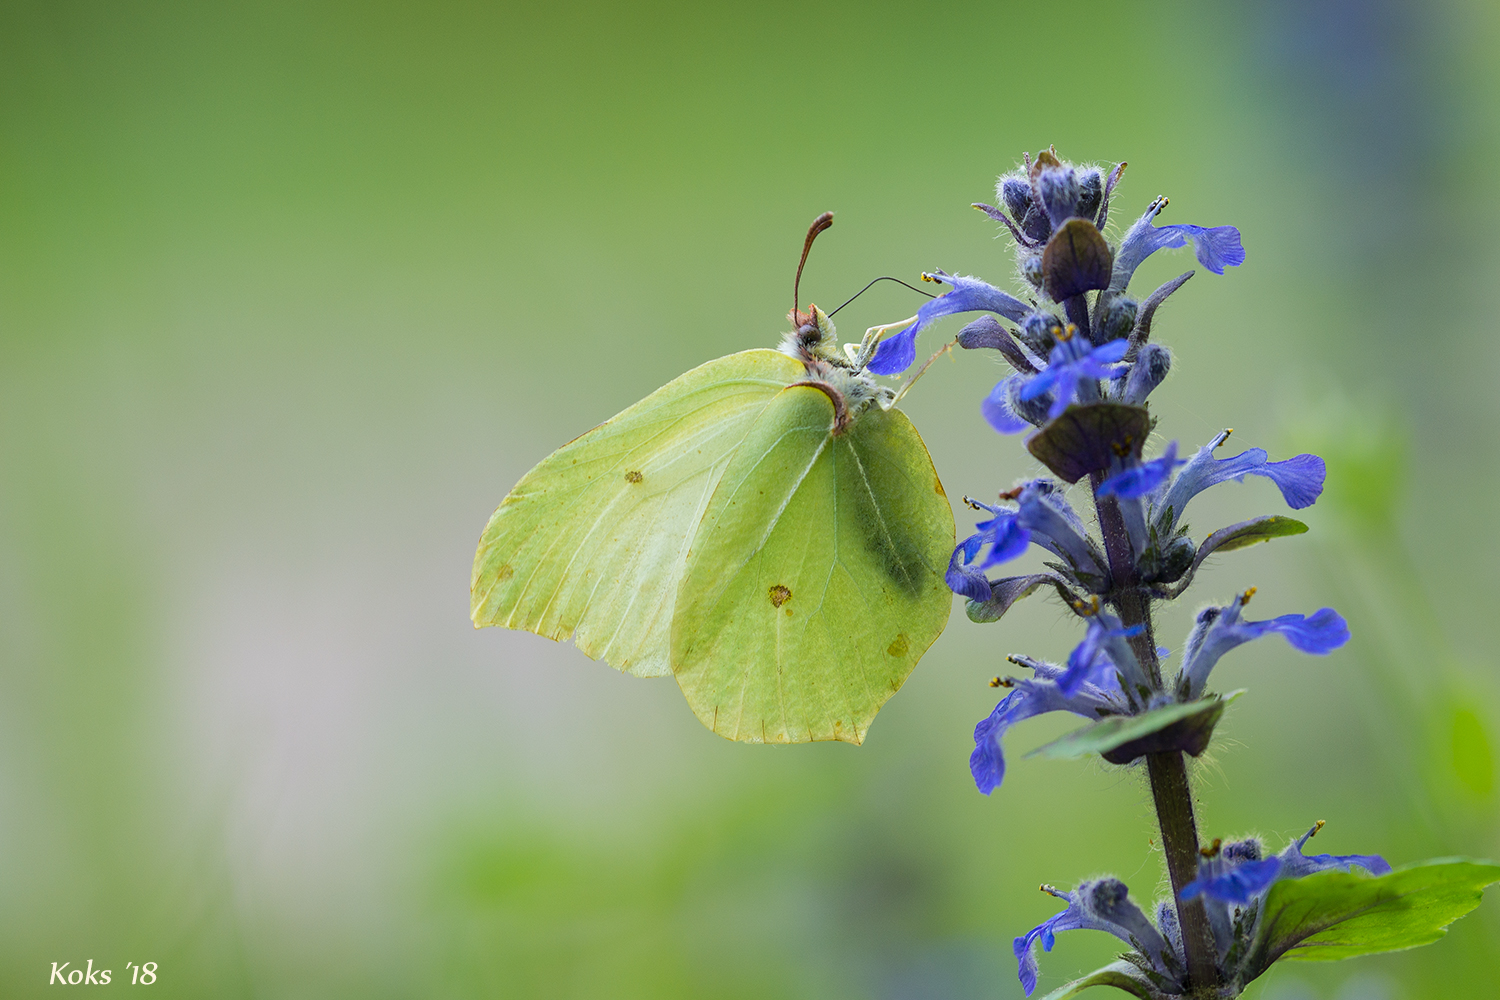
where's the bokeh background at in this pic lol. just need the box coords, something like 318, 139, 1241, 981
2, 1, 1497, 997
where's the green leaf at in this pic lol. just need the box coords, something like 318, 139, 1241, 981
1250, 858, 1500, 972
1038, 960, 1166, 1000
1156, 516, 1308, 598
1027, 692, 1244, 762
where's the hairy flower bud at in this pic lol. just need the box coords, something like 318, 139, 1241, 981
1007, 375, 1053, 427
1121, 343, 1171, 405
1077, 168, 1103, 222
1020, 253, 1043, 288
1018, 311, 1063, 354
1000, 175, 1032, 221
1097, 295, 1138, 342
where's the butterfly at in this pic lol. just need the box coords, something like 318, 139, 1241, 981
470, 214, 955, 744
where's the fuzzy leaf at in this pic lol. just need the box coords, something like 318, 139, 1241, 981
1247, 858, 1500, 975
1027, 692, 1244, 761
1038, 960, 1167, 1000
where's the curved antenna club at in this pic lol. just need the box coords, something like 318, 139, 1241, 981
794, 212, 835, 319
828, 276, 938, 318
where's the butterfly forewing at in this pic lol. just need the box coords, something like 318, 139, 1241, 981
471, 349, 804, 676
671, 386, 955, 743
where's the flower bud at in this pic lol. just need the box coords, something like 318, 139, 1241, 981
1142, 533, 1195, 585
1222, 838, 1264, 865
1097, 295, 1138, 342
1020, 254, 1043, 289
1018, 311, 1063, 354
1122, 343, 1171, 405
1037, 165, 1082, 227
1084, 877, 1132, 918
1007, 375, 1053, 427
1077, 168, 1103, 222
999, 175, 1032, 221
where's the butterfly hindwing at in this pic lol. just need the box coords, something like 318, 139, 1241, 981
470, 349, 804, 677
670, 385, 955, 744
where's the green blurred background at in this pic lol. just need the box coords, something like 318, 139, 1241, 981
1, 1, 1496, 996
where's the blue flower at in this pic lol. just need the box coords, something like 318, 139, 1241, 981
980, 374, 1033, 434
943, 482, 1106, 597
1058, 613, 1148, 696
867, 272, 1030, 375
1177, 589, 1350, 699
971, 654, 1125, 795
1014, 481, 1108, 581
1158, 430, 1327, 529
1014, 879, 1180, 997
1181, 823, 1391, 905
1020, 331, 1130, 420
1097, 441, 1182, 499
1109, 196, 1245, 295
946, 503, 1031, 600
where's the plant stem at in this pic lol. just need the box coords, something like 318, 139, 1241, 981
1147, 751, 1219, 995
1090, 474, 1219, 994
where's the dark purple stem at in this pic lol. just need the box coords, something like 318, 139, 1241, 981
1090, 471, 1219, 995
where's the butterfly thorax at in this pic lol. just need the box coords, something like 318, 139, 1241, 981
779, 303, 891, 432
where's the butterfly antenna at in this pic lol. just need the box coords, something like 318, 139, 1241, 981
827, 276, 937, 318
794, 212, 835, 320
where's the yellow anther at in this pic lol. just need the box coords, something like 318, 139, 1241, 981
989, 677, 1013, 689
1200, 837, 1223, 858
1057, 323, 1077, 342
921, 272, 938, 283
1313, 819, 1326, 837
1241, 587, 1257, 605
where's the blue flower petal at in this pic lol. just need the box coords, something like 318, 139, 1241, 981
982, 376, 1031, 434
866, 274, 1031, 375
867, 326, 918, 375
1014, 904, 1083, 996
969, 664, 1123, 795
1111, 199, 1245, 294
1262, 608, 1351, 655
945, 540, 992, 601
1160, 432, 1327, 529
1097, 442, 1181, 499
1181, 857, 1281, 904
1058, 617, 1147, 696
1179, 597, 1350, 698
970, 696, 1015, 795
979, 515, 1033, 568
1158, 224, 1246, 275
1259, 453, 1326, 509
1286, 850, 1393, 880
1021, 337, 1129, 419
